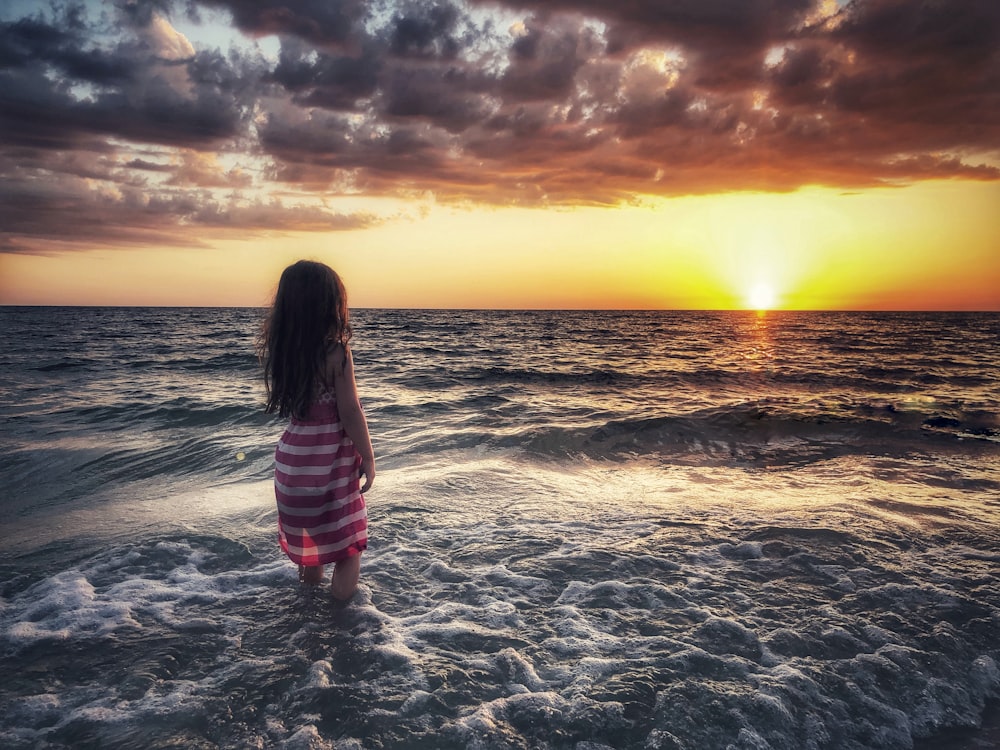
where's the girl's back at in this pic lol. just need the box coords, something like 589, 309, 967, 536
259, 260, 375, 599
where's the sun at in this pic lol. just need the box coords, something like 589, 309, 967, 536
747, 282, 776, 311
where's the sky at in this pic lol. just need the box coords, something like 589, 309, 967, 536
0, 0, 998, 310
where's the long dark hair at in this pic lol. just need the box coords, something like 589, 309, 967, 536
258, 260, 353, 419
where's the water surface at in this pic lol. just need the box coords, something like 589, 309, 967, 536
1, 307, 998, 749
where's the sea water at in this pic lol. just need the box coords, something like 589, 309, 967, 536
1, 307, 998, 750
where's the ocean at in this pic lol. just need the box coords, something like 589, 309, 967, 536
1, 306, 998, 750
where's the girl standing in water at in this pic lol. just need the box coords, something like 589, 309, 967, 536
259, 260, 374, 600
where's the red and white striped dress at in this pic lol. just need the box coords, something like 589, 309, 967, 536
273, 385, 368, 565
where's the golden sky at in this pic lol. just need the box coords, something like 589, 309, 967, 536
1, 0, 998, 310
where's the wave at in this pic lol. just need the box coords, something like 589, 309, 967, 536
484, 403, 1000, 468
31, 359, 95, 373
48, 398, 274, 431
3, 308, 999, 524
387, 362, 995, 401
4, 396, 997, 521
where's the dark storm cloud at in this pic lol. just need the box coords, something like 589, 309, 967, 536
494, 0, 818, 91
0, 10, 251, 150
383, 66, 492, 132
269, 39, 381, 109
0, 15, 132, 84
1, 0, 998, 252
499, 16, 598, 101
200, 0, 365, 48
388, 2, 463, 59
824, 1, 1000, 134
0, 170, 374, 255
242, 0, 1000, 198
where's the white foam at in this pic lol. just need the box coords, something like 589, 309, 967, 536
8, 571, 141, 643
0, 541, 293, 649
399, 689, 434, 715
2, 451, 998, 749
305, 660, 334, 689
453, 690, 571, 739
281, 724, 334, 750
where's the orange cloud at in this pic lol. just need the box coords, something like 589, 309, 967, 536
0, 0, 997, 255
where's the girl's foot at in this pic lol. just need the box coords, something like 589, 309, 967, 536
298, 564, 324, 584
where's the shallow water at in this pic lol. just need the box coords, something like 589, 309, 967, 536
1, 307, 998, 749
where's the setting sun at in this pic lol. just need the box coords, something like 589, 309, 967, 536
747, 282, 777, 311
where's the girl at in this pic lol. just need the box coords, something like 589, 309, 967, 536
258, 260, 374, 600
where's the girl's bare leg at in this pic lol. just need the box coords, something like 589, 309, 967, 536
331, 554, 361, 601
298, 564, 324, 585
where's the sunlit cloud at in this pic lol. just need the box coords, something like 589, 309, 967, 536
0, 0, 996, 257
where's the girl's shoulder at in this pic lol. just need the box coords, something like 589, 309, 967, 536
323, 340, 351, 381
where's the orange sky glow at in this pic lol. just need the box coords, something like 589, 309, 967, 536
1, 0, 997, 310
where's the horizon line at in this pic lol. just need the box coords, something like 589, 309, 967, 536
2, 304, 998, 314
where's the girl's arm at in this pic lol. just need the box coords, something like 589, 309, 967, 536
329, 344, 375, 493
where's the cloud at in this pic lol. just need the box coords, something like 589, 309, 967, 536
165, 150, 255, 188
147, 13, 196, 60
0, 9, 253, 150
200, 0, 365, 48
1, 0, 998, 253
269, 36, 381, 109
0, 169, 375, 255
